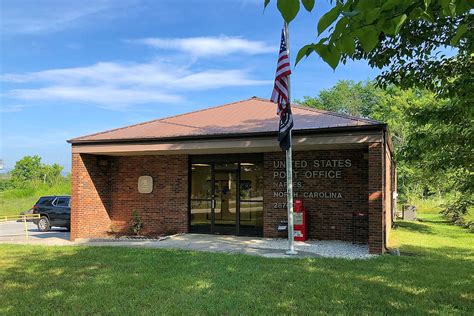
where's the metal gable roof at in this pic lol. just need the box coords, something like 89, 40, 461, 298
69, 97, 384, 144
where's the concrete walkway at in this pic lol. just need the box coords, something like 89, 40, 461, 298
78, 234, 320, 258
1, 222, 371, 259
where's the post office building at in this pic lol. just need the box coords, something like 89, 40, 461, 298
69, 97, 396, 253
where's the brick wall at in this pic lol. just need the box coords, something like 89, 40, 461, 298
71, 153, 113, 240
384, 144, 393, 246
368, 143, 385, 254
263, 149, 369, 243
71, 154, 188, 240
109, 155, 188, 235
72, 146, 389, 253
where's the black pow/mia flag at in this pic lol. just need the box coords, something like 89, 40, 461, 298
278, 105, 293, 151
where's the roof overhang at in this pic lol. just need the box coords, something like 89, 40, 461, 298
71, 127, 385, 156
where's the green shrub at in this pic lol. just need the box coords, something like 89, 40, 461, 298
441, 193, 474, 229
129, 210, 144, 236
411, 198, 443, 214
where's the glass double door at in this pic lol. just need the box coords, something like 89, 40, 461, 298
190, 160, 263, 236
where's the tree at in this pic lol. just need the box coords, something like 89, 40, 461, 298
297, 80, 430, 154
298, 80, 472, 224
297, 80, 379, 117
265, 1, 472, 117
10, 155, 65, 187
401, 96, 473, 223
41, 163, 64, 185
264, 1, 471, 86
266, 0, 473, 223
11, 155, 43, 184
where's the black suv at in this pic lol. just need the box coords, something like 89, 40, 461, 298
32, 196, 71, 232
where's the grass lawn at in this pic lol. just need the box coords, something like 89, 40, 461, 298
0, 194, 37, 217
1, 213, 473, 315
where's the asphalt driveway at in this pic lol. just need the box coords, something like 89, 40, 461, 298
0, 221, 71, 245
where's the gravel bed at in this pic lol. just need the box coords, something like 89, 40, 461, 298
87, 235, 170, 242
250, 239, 374, 259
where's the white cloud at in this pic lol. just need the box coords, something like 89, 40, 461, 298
0, 0, 137, 34
130, 36, 275, 57
2, 60, 271, 110
173, 69, 270, 89
8, 86, 183, 109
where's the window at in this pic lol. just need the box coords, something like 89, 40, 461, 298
239, 162, 263, 230
190, 164, 212, 227
36, 197, 54, 206
240, 163, 263, 201
56, 197, 70, 207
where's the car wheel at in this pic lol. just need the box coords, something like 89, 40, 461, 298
37, 217, 51, 232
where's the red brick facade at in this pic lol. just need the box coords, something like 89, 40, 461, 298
71, 154, 113, 240
71, 154, 188, 239
368, 143, 385, 254
71, 144, 392, 253
263, 149, 369, 243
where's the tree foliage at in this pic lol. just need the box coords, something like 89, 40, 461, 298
297, 81, 472, 222
265, 1, 472, 112
266, 0, 473, 223
9, 155, 65, 188
265, 1, 472, 75
11, 156, 43, 184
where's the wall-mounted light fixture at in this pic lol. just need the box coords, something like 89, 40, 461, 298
97, 156, 110, 172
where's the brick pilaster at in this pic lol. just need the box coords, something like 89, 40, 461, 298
368, 143, 385, 254
71, 153, 112, 240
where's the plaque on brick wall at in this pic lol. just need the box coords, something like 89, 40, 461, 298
138, 176, 153, 193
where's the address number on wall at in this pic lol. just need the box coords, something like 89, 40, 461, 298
273, 202, 287, 209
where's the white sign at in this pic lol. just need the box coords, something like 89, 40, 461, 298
138, 176, 153, 194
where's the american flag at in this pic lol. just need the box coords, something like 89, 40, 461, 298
271, 28, 293, 151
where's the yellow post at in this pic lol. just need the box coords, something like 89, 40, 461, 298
23, 215, 28, 241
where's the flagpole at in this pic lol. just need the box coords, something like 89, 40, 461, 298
284, 22, 297, 255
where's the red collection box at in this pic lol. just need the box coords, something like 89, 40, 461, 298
293, 199, 309, 241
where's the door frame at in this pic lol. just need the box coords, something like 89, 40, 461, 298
188, 154, 263, 236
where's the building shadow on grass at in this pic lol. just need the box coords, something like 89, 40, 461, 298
394, 220, 435, 234
418, 217, 450, 224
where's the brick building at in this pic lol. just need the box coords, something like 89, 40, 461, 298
69, 97, 396, 253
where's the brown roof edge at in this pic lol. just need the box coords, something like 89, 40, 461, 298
291, 104, 383, 125
68, 97, 262, 143
68, 123, 387, 145
252, 96, 384, 125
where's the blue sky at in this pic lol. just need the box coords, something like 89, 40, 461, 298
0, 0, 380, 172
